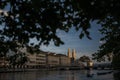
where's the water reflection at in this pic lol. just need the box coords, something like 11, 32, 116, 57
86, 69, 94, 77
0, 70, 116, 80
65, 71, 77, 80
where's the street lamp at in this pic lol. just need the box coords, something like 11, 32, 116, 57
87, 60, 93, 68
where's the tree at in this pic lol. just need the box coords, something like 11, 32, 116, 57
92, 21, 120, 61
112, 54, 120, 69
8, 52, 28, 68
79, 55, 90, 62
0, 0, 120, 61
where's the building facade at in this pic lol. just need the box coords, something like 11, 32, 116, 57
57, 54, 71, 66
26, 52, 47, 68
36, 52, 46, 67
46, 53, 59, 67
26, 54, 37, 68
0, 48, 78, 69
0, 57, 9, 68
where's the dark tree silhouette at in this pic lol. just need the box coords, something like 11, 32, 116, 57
8, 52, 28, 68
79, 55, 90, 62
0, 0, 120, 61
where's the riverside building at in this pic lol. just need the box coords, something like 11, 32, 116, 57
24, 48, 72, 68
56, 54, 71, 66
0, 57, 9, 68
26, 51, 47, 68
0, 48, 78, 69
46, 53, 59, 67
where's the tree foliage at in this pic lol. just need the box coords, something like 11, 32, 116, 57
92, 19, 120, 61
0, 0, 120, 60
112, 54, 120, 69
8, 52, 28, 68
79, 55, 90, 62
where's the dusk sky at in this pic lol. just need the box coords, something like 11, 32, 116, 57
2, 5, 103, 59
40, 21, 103, 58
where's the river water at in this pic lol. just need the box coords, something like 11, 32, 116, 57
0, 70, 119, 80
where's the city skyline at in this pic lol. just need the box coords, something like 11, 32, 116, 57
40, 21, 103, 58
0, 21, 103, 59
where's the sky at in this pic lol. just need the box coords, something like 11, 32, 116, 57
1, 6, 103, 59
40, 21, 103, 58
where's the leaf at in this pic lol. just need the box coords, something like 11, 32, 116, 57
79, 33, 84, 39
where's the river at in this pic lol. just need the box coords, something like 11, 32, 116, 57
0, 70, 119, 80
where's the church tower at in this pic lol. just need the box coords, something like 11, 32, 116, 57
67, 48, 72, 58
72, 49, 76, 60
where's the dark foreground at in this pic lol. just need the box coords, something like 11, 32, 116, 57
0, 70, 119, 80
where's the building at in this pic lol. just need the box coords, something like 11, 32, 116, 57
56, 54, 71, 66
46, 53, 59, 67
36, 52, 47, 68
68, 48, 72, 58
25, 48, 47, 68
8, 47, 73, 69
26, 54, 36, 68
0, 57, 5, 68
67, 48, 76, 59
72, 49, 76, 60
0, 57, 9, 68
0, 47, 78, 69
67, 48, 77, 66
